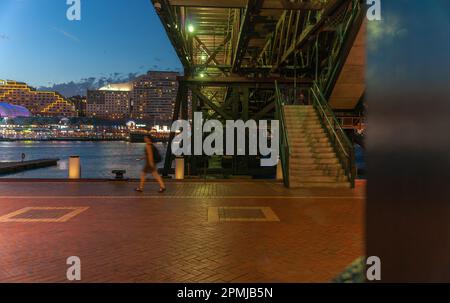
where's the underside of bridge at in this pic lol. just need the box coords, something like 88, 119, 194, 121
152, 0, 365, 182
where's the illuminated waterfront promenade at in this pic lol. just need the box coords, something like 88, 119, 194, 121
0, 0, 367, 284
0, 180, 364, 282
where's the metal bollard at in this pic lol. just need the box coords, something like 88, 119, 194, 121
69, 156, 81, 179
175, 157, 185, 180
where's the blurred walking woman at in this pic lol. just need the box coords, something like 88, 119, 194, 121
135, 135, 166, 193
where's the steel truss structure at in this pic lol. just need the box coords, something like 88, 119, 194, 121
151, 0, 365, 176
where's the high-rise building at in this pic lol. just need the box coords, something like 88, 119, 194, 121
0, 80, 77, 117
68, 95, 87, 117
131, 71, 179, 124
86, 83, 132, 120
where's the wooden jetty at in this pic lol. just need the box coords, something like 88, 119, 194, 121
0, 159, 59, 175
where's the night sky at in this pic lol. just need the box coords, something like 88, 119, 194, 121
0, 0, 182, 87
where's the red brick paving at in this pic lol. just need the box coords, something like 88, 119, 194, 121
0, 181, 365, 282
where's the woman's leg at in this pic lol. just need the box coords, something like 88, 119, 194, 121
151, 170, 166, 189
139, 172, 146, 190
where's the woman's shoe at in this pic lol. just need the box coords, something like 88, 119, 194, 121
135, 187, 143, 193
159, 187, 166, 193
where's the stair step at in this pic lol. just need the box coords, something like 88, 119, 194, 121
290, 133, 328, 138
284, 111, 317, 115
291, 146, 334, 153
291, 151, 336, 158
290, 157, 339, 165
291, 170, 346, 179
290, 175, 348, 183
283, 105, 351, 189
290, 162, 342, 169
284, 114, 318, 118
284, 111, 316, 115
285, 113, 317, 117
291, 171, 346, 179
285, 124, 322, 129
290, 137, 329, 143
285, 120, 320, 125
285, 114, 318, 117
291, 142, 331, 148
291, 146, 332, 152
285, 120, 321, 125
289, 181, 351, 189
287, 170, 327, 177
287, 128, 323, 132
288, 128, 328, 138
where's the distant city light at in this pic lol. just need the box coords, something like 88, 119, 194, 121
99, 83, 132, 92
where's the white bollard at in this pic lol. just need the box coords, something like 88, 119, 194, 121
175, 157, 185, 180
69, 156, 81, 179
276, 159, 283, 181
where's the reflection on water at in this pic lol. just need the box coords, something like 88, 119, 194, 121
0, 141, 167, 179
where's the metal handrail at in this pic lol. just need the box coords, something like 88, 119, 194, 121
275, 82, 290, 154
311, 86, 349, 158
310, 81, 356, 187
274, 81, 291, 187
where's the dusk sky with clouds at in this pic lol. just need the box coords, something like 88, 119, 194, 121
0, 0, 182, 88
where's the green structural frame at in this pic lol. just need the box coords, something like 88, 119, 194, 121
152, 0, 364, 184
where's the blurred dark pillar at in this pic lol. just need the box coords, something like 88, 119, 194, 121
366, 0, 450, 282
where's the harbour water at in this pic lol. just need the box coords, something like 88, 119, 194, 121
0, 141, 167, 179
1, 141, 365, 179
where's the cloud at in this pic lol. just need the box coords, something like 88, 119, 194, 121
53, 27, 80, 43
0, 34, 10, 41
38, 72, 142, 97
367, 13, 408, 52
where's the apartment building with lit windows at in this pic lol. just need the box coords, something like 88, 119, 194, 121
131, 71, 179, 124
86, 83, 132, 120
0, 80, 77, 117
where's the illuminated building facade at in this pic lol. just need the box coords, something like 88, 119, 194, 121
86, 83, 132, 120
68, 95, 87, 117
131, 71, 179, 124
0, 80, 77, 117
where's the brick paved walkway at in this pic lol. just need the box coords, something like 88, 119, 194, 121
0, 181, 365, 282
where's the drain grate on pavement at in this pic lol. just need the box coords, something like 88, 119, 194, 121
208, 207, 280, 222
0, 207, 89, 223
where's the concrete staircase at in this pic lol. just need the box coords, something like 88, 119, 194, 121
284, 105, 351, 188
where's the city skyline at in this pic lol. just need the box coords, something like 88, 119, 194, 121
1, 70, 180, 122
0, 0, 183, 88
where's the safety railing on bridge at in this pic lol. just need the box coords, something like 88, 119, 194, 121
310, 82, 356, 188
335, 113, 366, 131
274, 81, 290, 187
316, 0, 364, 99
